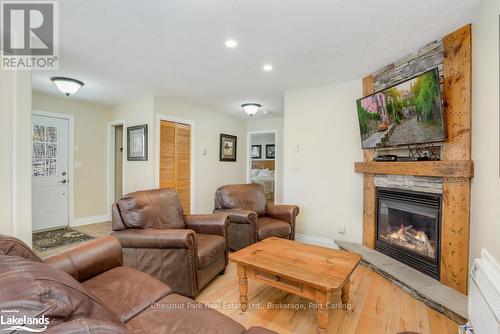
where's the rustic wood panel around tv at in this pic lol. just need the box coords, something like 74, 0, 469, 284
361, 75, 377, 249
356, 24, 472, 294
439, 24, 472, 294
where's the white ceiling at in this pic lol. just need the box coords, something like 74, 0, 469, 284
32, 0, 481, 118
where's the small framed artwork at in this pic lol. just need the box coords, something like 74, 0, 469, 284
266, 144, 275, 159
251, 145, 262, 159
127, 124, 148, 161
220, 133, 237, 162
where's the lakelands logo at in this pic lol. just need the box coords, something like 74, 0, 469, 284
0, 1, 59, 70
0, 310, 49, 332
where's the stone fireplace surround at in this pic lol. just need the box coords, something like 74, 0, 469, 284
374, 174, 443, 194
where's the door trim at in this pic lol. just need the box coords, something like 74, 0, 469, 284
32, 110, 75, 227
155, 114, 195, 213
107, 120, 126, 220
247, 130, 279, 202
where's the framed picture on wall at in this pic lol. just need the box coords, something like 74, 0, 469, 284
251, 145, 262, 159
220, 134, 237, 162
127, 124, 148, 161
266, 144, 275, 159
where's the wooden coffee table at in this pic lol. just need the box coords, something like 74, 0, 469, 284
229, 237, 362, 334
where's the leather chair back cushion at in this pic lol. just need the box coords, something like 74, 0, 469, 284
215, 184, 267, 216
117, 189, 185, 229
0, 256, 121, 329
0, 235, 43, 262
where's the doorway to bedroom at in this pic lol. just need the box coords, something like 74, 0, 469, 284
248, 132, 276, 204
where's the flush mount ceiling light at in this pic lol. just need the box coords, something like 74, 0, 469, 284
225, 39, 238, 48
263, 64, 273, 71
241, 103, 261, 116
51, 77, 84, 96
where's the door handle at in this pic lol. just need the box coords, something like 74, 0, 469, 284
58, 180, 67, 184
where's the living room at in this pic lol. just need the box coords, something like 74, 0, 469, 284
1, 0, 499, 333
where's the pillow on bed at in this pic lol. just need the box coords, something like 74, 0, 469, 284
258, 169, 272, 178
251, 169, 260, 177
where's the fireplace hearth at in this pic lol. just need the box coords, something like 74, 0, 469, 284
376, 188, 441, 280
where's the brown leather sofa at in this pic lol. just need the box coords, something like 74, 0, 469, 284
214, 184, 300, 250
0, 235, 275, 334
111, 188, 229, 297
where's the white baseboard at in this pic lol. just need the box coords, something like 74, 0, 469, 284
71, 214, 110, 227
295, 233, 338, 249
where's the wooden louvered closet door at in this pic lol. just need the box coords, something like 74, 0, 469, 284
160, 120, 191, 213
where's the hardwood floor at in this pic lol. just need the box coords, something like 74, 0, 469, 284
197, 262, 459, 334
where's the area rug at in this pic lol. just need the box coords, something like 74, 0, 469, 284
33, 227, 95, 252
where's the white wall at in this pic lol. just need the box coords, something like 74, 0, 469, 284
154, 98, 247, 213
470, 0, 500, 263
110, 96, 156, 194
284, 80, 363, 243
247, 117, 284, 202
0, 70, 33, 245
32, 94, 111, 222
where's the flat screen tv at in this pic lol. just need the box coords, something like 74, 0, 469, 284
356, 68, 445, 149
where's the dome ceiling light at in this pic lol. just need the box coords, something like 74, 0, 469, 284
241, 103, 261, 117
51, 77, 84, 96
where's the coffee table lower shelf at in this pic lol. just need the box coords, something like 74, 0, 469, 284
236, 264, 351, 334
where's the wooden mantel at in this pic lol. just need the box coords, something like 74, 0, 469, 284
354, 160, 474, 179
357, 25, 472, 295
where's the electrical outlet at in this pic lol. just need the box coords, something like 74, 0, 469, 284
338, 225, 346, 235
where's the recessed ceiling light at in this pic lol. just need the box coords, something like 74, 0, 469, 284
263, 64, 273, 71
225, 40, 238, 48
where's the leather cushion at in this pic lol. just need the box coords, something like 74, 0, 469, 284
257, 217, 291, 240
0, 255, 121, 329
126, 294, 246, 334
246, 327, 279, 334
82, 266, 171, 323
196, 234, 226, 269
215, 184, 267, 216
46, 319, 131, 333
118, 189, 185, 229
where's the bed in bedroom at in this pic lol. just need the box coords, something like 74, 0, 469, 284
251, 160, 275, 203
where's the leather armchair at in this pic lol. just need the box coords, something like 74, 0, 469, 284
214, 184, 300, 250
112, 188, 229, 297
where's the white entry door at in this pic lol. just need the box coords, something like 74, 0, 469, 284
32, 114, 70, 231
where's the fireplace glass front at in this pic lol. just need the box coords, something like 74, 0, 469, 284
376, 188, 441, 279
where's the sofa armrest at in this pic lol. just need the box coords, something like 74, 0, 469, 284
184, 214, 229, 237
213, 209, 258, 225
265, 204, 300, 224
111, 229, 196, 249
0, 234, 43, 262
44, 236, 123, 282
